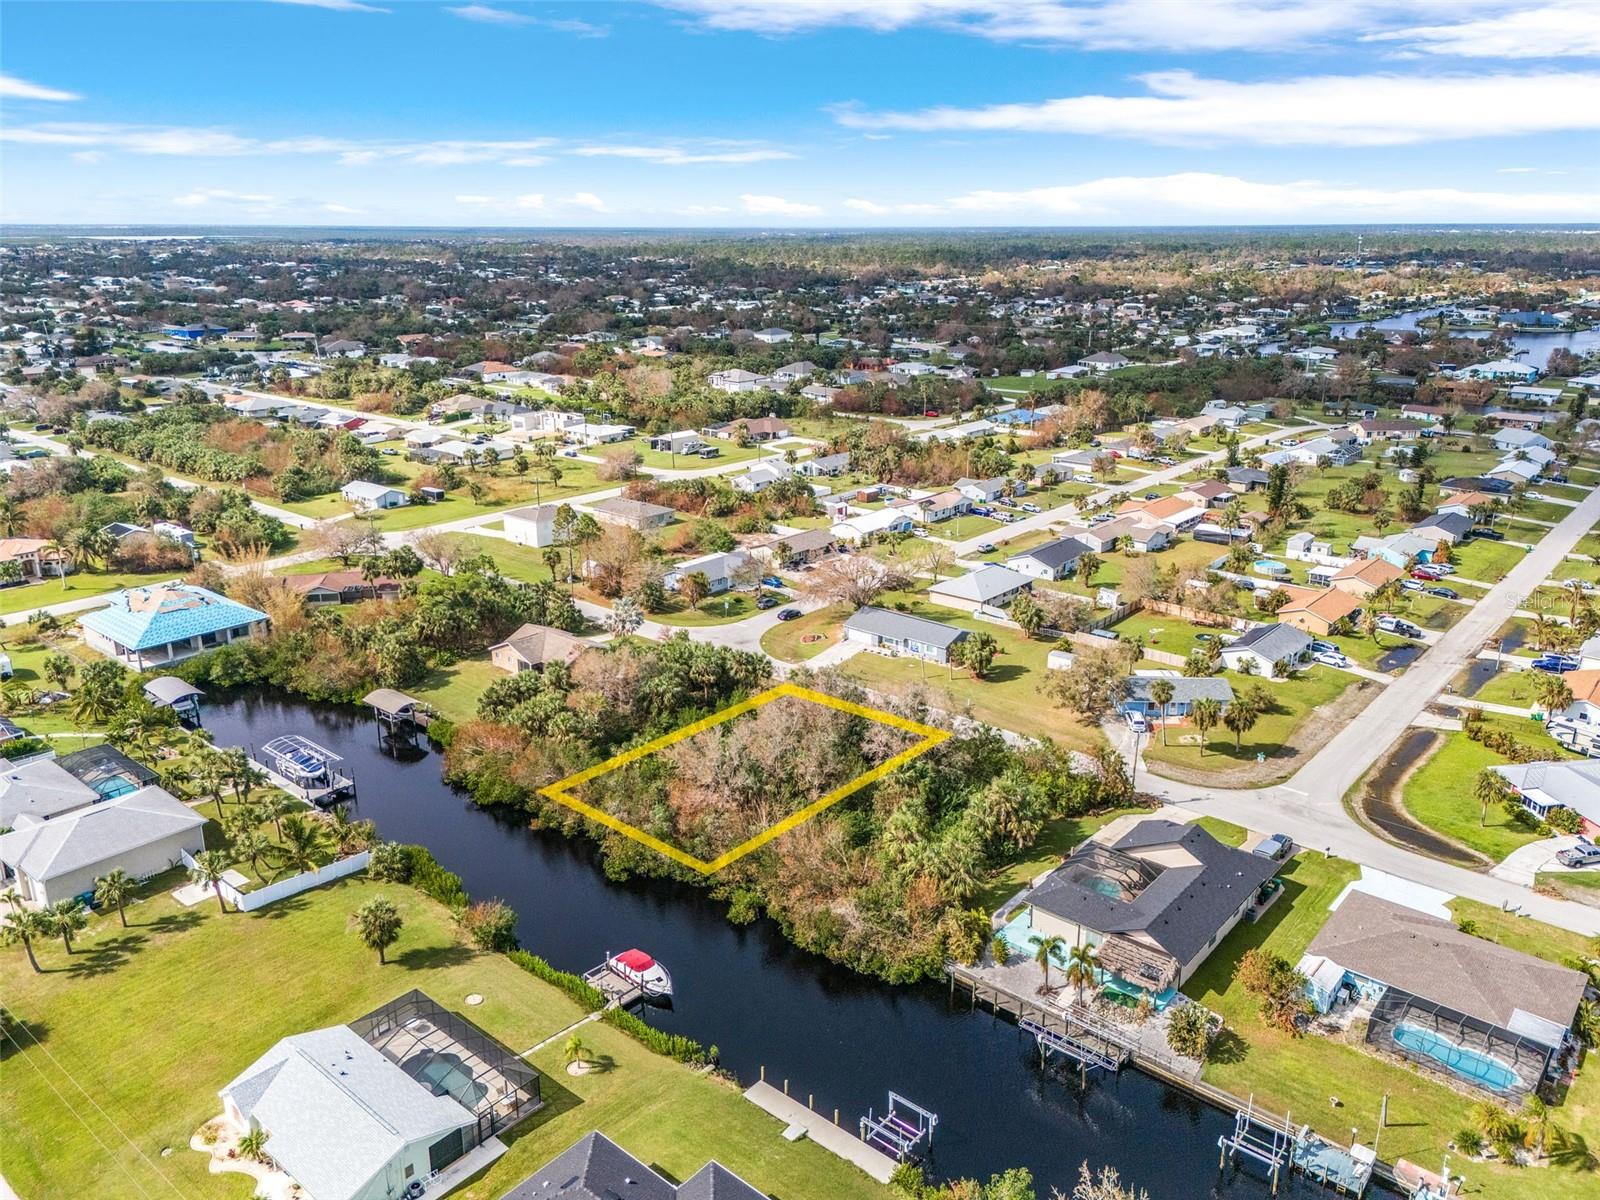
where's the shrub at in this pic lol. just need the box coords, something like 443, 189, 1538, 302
1544, 806, 1583, 835
601, 1007, 708, 1065
1165, 1001, 1212, 1060
367, 841, 412, 883
456, 898, 519, 951
398, 844, 468, 910
1236, 948, 1310, 1035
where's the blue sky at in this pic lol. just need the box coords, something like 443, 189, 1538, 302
2, 0, 1597, 226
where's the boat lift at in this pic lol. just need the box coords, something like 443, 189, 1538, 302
1019, 1016, 1124, 1076
255, 734, 356, 805
1218, 1095, 1295, 1194
859, 1092, 938, 1164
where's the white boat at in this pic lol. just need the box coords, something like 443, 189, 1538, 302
608, 948, 673, 998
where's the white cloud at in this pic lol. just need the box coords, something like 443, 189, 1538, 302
323, 202, 363, 214
939, 172, 1600, 221
0, 122, 557, 166
834, 69, 1600, 146
446, 4, 529, 24
674, 204, 733, 215
171, 188, 278, 209
454, 194, 498, 205
70, 150, 104, 164
0, 73, 82, 102
567, 192, 607, 211
514, 193, 546, 209
570, 144, 795, 165
740, 193, 823, 216
657, 1, 1600, 56
1364, 5, 1600, 57
269, 0, 390, 12
844, 198, 890, 215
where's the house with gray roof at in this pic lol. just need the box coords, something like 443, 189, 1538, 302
1019, 819, 1278, 993
0, 785, 205, 906
1410, 511, 1474, 545
1219, 623, 1312, 676
1492, 758, 1600, 828
1298, 891, 1586, 1094
1121, 675, 1235, 719
797, 451, 851, 477
928, 565, 1033, 612
844, 607, 968, 663
0, 756, 99, 829
1007, 536, 1091, 581
501, 1131, 763, 1200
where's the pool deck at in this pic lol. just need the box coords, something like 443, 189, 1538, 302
743, 1081, 899, 1183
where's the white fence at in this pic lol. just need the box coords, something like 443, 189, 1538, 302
180, 849, 370, 912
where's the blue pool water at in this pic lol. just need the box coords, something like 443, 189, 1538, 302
1084, 875, 1123, 899
1392, 1022, 1518, 1091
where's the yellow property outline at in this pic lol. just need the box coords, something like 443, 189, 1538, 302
537, 681, 949, 874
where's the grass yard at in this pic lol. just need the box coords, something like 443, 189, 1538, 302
274, 462, 609, 526
654, 591, 762, 626
1452, 538, 1534, 583
0, 568, 178, 616
621, 437, 767, 470
760, 602, 844, 662
409, 654, 507, 722
0, 875, 886, 1200
1105, 610, 1228, 661
1193, 815, 1249, 846
0, 631, 113, 737
1401, 720, 1571, 862
1143, 666, 1369, 781
1185, 851, 1600, 1200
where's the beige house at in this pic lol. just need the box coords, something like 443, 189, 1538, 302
488, 623, 588, 673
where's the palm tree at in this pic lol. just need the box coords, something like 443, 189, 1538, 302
1034, 934, 1065, 995
1149, 679, 1175, 746
259, 792, 298, 840
1564, 579, 1588, 623
1190, 698, 1222, 757
231, 828, 275, 884
189, 849, 234, 914
42, 899, 88, 953
1521, 1095, 1551, 1158
349, 895, 403, 964
1223, 698, 1261, 750
1475, 768, 1509, 827
277, 813, 334, 876
192, 753, 230, 819
563, 1033, 590, 1067
1, 900, 49, 972
1064, 942, 1099, 1008
237, 1128, 270, 1164
1533, 673, 1573, 717
93, 869, 136, 927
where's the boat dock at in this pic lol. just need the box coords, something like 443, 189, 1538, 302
252, 734, 355, 806
582, 961, 643, 1008
743, 1081, 899, 1184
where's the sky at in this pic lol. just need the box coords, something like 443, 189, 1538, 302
2, 0, 1598, 227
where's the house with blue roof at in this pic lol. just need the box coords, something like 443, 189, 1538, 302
78, 583, 268, 669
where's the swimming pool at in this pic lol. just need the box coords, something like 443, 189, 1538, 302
1391, 1022, 1518, 1092
1252, 560, 1288, 576
403, 1049, 489, 1109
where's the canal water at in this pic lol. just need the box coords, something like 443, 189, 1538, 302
206, 690, 1393, 1199
1326, 306, 1600, 365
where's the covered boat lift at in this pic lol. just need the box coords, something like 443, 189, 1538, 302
363, 687, 432, 750
254, 734, 355, 804
142, 676, 205, 724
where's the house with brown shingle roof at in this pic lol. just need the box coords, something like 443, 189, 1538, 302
1329, 557, 1402, 598
1277, 585, 1362, 636
488, 623, 588, 674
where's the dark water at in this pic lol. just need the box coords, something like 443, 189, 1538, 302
1326, 306, 1600, 363
205, 690, 1390, 1199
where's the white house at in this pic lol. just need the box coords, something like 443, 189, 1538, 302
663, 549, 751, 595
732, 461, 793, 494
927, 565, 1033, 613
0, 786, 205, 906
568, 422, 635, 445
1078, 351, 1131, 372
831, 508, 915, 545
1457, 359, 1539, 382
751, 328, 792, 344
843, 607, 968, 664
219, 1025, 480, 1200
510, 410, 583, 437
1492, 427, 1553, 453
708, 368, 771, 393
341, 481, 408, 511
1218, 623, 1312, 677
501, 504, 558, 548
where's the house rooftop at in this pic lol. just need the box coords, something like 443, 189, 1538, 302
1305, 891, 1587, 1036
78, 584, 266, 652
844, 606, 967, 650
499, 1131, 764, 1200
0, 785, 204, 882
1226, 622, 1312, 661
0, 756, 98, 828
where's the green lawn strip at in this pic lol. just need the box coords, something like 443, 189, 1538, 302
1535, 871, 1600, 893
1193, 816, 1249, 846
971, 527, 1061, 563
1446, 897, 1597, 964
975, 806, 1149, 913
1519, 499, 1579, 524
1401, 722, 1571, 862
1451, 539, 1533, 583
1105, 610, 1228, 660
0, 875, 884, 1200
621, 438, 768, 470
409, 655, 509, 722
1457, 666, 1543, 710
760, 603, 847, 662
653, 592, 761, 626
1142, 667, 1361, 771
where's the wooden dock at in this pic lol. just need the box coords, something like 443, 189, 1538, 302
743, 1081, 899, 1183
582, 962, 643, 1008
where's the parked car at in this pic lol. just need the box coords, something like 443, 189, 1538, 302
1400, 579, 1425, 592
1313, 650, 1351, 668
1549, 473, 1570, 484
1470, 527, 1503, 540
1253, 834, 1293, 861
1411, 566, 1444, 580
1089, 628, 1120, 641
760, 576, 784, 589
776, 608, 801, 621
977, 542, 998, 553
1556, 843, 1600, 868
1144, 492, 1159, 500
1279, 437, 1299, 447
970, 506, 993, 517
1427, 586, 1460, 600
1429, 564, 1456, 576
1020, 503, 1041, 514
1088, 513, 1114, 526
1378, 616, 1422, 638
1531, 654, 1579, 673
1125, 711, 1150, 733
381, 447, 398, 455
1156, 456, 1177, 466
562, 449, 578, 457
1309, 639, 1336, 655
756, 594, 779, 610
1560, 578, 1599, 595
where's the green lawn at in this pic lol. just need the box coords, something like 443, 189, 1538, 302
1453, 538, 1535, 582
1142, 667, 1368, 780
1193, 815, 1249, 846
1185, 852, 1600, 1200
760, 603, 845, 662
654, 592, 761, 626
0, 875, 886, 1200
1105, 610, 1227, 661
274, 463, 608, 526
620, 437, 767, 470
1401, 718, 1574, 862
0, 632, 114, 737
0, 568, 177, 616
409, 654, 508, 723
